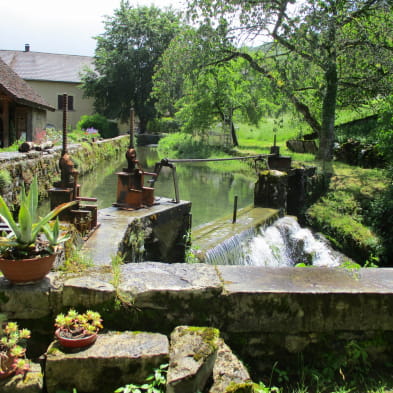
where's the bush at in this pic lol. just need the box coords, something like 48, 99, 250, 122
77, 114, 118, 139
157, 132, 219, 159
147, 117, 180, 134
368, 95, 393, 264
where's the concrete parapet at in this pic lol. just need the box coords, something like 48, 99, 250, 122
1, 264, 393, 375
83, 199, 192, 264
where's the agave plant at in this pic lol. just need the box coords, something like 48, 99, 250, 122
0, 176, 77, 259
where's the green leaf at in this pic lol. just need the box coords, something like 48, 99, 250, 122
17, 203, 33, 245
0, 196, 20, 238
26, 177, 39, 222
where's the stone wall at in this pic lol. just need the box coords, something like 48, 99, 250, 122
2, 263, 393, 379
0, 136, 129, 210
254, 166, 326, 217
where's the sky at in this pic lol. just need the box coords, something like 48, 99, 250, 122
1, 0, 183, 57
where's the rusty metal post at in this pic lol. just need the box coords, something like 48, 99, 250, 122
62, 93, 68, 155
129, 107, 135, 148
232, 195, 238, 224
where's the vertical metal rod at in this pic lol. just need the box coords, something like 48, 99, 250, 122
172, 166, 180, 203
62, 93, 68, 154
129, 107, 135, 148
232, 195, 238, 224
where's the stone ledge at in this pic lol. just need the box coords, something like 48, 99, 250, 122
45, 331, 169, 393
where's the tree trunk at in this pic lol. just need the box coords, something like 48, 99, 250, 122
230, 120, 239, 147
316, 18, 338, 163
138, 117, 147, 134
317, 64, 337, 162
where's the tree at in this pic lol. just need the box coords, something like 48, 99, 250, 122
187, 0, 393, 161
153, 27, 274, 146
82, 1, 181, 133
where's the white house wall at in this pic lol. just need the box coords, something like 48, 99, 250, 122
28, 80, 94, 130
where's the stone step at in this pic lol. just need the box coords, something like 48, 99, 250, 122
45, 331, 169, 393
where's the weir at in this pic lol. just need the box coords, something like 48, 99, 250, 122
194, 215, 343, 267
192, 205, 280, 264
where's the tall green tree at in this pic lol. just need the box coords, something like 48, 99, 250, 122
82, 1, 181, 132
153, 27, 274, 145
187, 0, 393, 161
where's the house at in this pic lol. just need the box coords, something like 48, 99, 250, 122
0, 44, 95, 132
0, 56, 54, 147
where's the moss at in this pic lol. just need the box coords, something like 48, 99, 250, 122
224, 381, 259, 393
180, 326, 220, 361
307, 197, 380, 263
0, 169, 12, 191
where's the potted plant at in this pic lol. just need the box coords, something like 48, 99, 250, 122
0, 176, 77, 284
54, 309, 103, 349
0, 320, 30, 380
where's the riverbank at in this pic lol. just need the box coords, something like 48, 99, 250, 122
155, 124, 386, 265
228, 128, 386, 266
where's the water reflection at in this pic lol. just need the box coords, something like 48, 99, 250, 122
41, 146, 256, 228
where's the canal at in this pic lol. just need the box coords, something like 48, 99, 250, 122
43, 146, 257, 229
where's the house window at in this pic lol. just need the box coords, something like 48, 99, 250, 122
57, 95, 74, 111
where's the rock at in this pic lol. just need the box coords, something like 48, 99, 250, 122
45, 331, 169, 393
0, 362, 43, 393
254, 170, 288, 211
0, 278, 52, 319
210, 339, 251, 393
166, 326, 220, 393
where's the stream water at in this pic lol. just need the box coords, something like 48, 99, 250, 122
42, 146, 256, 228
41, 145, 341, 266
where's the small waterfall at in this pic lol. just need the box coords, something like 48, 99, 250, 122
205, 228, 257, 265
204, 216, 340, 267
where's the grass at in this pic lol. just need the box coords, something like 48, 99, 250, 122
232, 115, 387, 265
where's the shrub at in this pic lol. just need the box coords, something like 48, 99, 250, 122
77, 114, 118, 139
157, 132, 219, 159
147, 117, 180, 134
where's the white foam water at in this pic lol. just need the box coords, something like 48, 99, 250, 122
205, 216, 340, 267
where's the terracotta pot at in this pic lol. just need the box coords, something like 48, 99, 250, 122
55, 329, 98, 349
0, 354, 17, 380
0, 253, 56, 284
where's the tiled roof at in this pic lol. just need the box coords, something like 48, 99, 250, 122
0, 57, 55, 111
0, 50, 94, 83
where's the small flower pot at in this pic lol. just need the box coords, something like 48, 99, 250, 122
55, 329, 98, 349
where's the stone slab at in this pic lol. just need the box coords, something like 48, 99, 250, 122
0, 362, 43, 393
218, 266, 393, 294
167, 326, 220, 393
217, 266, 393, 333
83, 199, 191, 265
210, 339, 251, 393
61, 267, 116, 308
0, 277, 53, 319
45, 331, 169, 393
